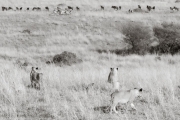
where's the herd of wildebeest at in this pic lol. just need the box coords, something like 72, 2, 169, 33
1, 4, 179, 15
2, 6, 49, 11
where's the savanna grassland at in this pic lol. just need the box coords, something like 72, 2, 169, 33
1, 0, 180, 120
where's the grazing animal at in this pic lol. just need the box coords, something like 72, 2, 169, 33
152, 6, 155, 10
37, 7, 41, 11
27, 7, 29, 10
2, 7, 7, 11
32, 7, 36, 11
68, 6, 73, 11
112, 6, 118, 10
174, 6, 179, 11
16, 7, 19, 11
147, 5, 151, 11
170, 7, 174, 11
101, 6, 104, 10
76, 7, 80, 10
20, 7, 22, 11
119, 6, 121, 10
46, 61, 51, 64
30, 67, 43, 90
32, 7, 41, 11
8, 7, 13, 10
45, 6, 49, 11
110, 88, 143, 114
138, 5, 141, 9
129, 9, 133, 13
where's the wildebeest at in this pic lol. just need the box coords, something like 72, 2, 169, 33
32, 7, 36, 11
2, 7, 7, 11
37, 7, 41, 11
27, 7, 29, 10
20, 7, 22, 11
170, 6, 179, 11
170, 7, 174, 11
119, 6, 121, 10
147, 5, 151, 11
138, 5, 141, 9
16, 7, 19, 11
112, 6, 118, 10
68, 6, 73, 11
76, 7, 80, 10
45, 6, 49, 11
8, 7, 13, 10
33, 7, 41, 11
129, 9, 133, 13
152, 6, 155, 10
101, 6, 104, 10
174, 6, 179, 11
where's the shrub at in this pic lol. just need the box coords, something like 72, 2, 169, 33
121, 22, 153, 55
53, 51, 82, 66
152, 24, 180, 55
22, 29, 31, 34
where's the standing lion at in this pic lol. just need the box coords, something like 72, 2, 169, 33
108, 68, 119, 91
30, 67, 43, 90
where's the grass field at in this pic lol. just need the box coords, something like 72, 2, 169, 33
0, 0, 180, 119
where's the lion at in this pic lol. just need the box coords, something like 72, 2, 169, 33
110, 88, 143, 114
108, 68, 119, 91
108, 68, 118, 83
30, 67, 43, 90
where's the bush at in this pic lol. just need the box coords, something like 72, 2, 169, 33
53, 51, 82, 66
152, 24, 180, 55
122, 22, 153, 55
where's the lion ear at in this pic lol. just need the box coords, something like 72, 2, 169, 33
116, 68, 118, 70
139, 88, 143, 92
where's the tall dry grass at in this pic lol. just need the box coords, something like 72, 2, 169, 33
1, 55, 180, 119
0, 0, 180, 119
